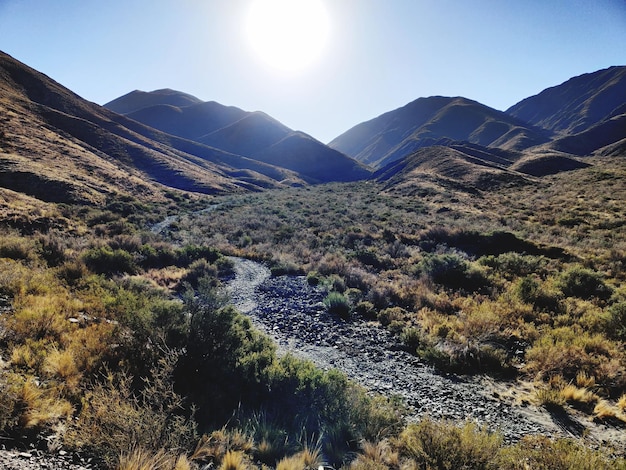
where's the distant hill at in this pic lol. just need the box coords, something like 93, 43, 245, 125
105, 88, 203, 115
328, 96, 550, 168
0, 50, 307, 205
372, 145, 530, 194
199, 111, 291, 156
106, 90, 372, 183
329, 66, 625, 192
506, 66, 626, 136
126, 100, 248, 141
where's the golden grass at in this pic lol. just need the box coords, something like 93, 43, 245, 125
350, 440, 400, 469
191, 429, 254, 465
219, 451, 249, 470
560, 384, 600, 410
17, 378, 73, 428
117, 448, 191, 470
618, 394, 626, 413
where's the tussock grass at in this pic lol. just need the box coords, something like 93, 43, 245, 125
118, 448, 191, 470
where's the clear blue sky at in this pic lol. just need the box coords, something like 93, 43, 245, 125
1, 0, 625, 143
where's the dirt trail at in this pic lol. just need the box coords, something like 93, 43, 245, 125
226, 257, 625, 447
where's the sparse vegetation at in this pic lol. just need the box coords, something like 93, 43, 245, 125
0, 156, 625, 468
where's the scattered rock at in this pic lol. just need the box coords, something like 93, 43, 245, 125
226, 257, 565, 443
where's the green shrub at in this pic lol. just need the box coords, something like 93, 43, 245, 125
180, 259, 219, 289
557, 266, 612, 300
377, 307, 405, 326
479, 253, 545, 278
607, 302, 626, 341
306, 271, 321, 286
176, 245, 221, 266
418, 253, 486, 291
176, 288, 276, 424
83, 246, 137, 275
400, 327, 422, 352
267, 355, 402, 465
397, 418, 502, 470
514, 276, 540, 304
323, 291, 350, 319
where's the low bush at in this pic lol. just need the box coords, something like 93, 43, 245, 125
396, 418, 502, 470
496, 435, 622, 470
323, 291, 350, 319
418, 253, 487, 291
557, 266, 613, 300
176, 287, 276, 424
83, 246, 137, 275
607, 301, 626, 341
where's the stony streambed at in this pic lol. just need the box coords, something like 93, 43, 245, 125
225, 257, 570, 444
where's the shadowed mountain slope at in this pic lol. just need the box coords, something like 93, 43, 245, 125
540, 113, 626, 156
104, 88, 203, 115
199, 111, 291, 156
107, 89, 372, 183
0, 51, 305, 203
253, 132, 372, 183
506, 66, 626, 136
329, 96, 550, 168
125, 100, 248, 141
373, 145, 531, 193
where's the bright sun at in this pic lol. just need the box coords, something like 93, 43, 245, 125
245, 0, 330, 73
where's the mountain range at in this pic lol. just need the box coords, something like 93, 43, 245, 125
0, 49, 624, 205
104, 89, 371, 184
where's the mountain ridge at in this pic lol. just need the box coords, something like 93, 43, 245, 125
106, 89, 372, 184
328, 96, 551, 168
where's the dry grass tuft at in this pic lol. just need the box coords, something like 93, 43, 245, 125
117, 447, 191, 470
219, 451, 249, 470
560, 384, 600, 410
618, 394, 626, 413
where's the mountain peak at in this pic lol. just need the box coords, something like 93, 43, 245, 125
104, 88, 203, 114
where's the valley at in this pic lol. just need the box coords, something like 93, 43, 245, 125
0, 49, 625, 468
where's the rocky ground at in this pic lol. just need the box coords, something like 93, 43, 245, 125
226, 257, 626, 448
0, 446, 95, 470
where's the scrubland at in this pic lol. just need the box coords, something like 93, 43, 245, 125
0, 157, 625, 469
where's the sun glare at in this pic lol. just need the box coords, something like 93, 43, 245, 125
245, 0, 331, 73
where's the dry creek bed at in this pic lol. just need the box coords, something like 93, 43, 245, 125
226, 257, 626, 449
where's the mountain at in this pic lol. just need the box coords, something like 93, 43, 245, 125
505, 66, 626, 157
106, 91, 372, 183
328, 96, 551, 168
331, 66, 625, 193
372, 145, 528, 194
0, 50, 306, 205
198, 111, 291, 156
506, 66, 626, 136
126, 99, 248, 141
104, 88, 203, 115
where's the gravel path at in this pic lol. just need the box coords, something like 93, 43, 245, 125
225, 257, 604, 444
